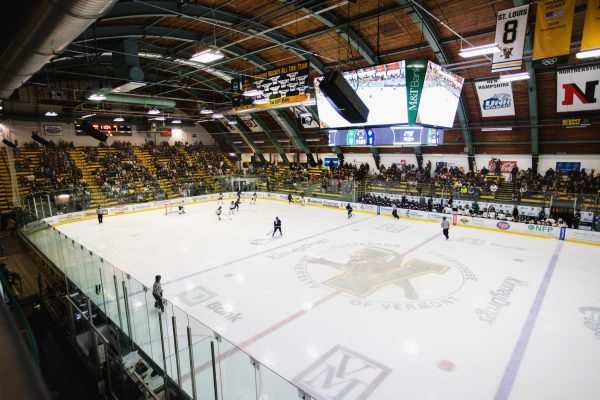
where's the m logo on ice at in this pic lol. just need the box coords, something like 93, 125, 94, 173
308, 246, 449, 299
293, 345, 391, 400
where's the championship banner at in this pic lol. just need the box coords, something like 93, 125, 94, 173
581, 0, 600, 53
556, 64, 600, 112
232, 62, 311, 112
239, 115, 262, 132
475, 79, 515, 117
492, 5, 529, 72
533, 0, 576, 68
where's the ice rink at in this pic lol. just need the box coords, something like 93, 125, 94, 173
55, 197, 600, 400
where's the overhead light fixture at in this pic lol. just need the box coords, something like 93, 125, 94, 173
171, 119, 182, 124
253, 97, 269, 105
200, 107, 214, 114
481, 127, 513, 131
190, 49, 225, 63
148, 108, 161, 115
498, 72, 530, 82
277, 139, 290, 143
153, 116, 166, 121
305, 138, 321, 142
81, 113, 95, 119
212, 113, 224, 119
254, 140, 264, 143
88, 93, 106, 101
113, 116, 125, 122
242, 89, 263, 97
228, 119, 237, 125
458, 43, 500, 58
0, 105, 3, 111
45, 111, 58, 117
576, 48, 600, 59
111, 82, 147, 93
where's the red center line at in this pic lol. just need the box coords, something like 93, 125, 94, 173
181, 231, 441, 383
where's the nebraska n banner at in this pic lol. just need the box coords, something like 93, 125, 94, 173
556, 64, 600, 112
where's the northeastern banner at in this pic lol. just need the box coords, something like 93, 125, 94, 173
581, 0, 600, 52
231, 62, 311, 112
533, 0, 576, 68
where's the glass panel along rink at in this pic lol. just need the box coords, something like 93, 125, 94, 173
51, 196, 600, 400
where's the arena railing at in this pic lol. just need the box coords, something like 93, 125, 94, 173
18, 209, 314, 400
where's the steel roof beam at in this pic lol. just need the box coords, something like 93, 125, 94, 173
394, 0, 473, 160
252, 114, 289, 163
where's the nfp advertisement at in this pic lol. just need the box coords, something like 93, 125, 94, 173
556, 64, 600, 112
231, 62, 311, 112
475, 79, 515, 117
492, 5, 529, 72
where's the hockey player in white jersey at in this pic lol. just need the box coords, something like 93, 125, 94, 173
251, 192, 257, 204
215, 206, 222, 220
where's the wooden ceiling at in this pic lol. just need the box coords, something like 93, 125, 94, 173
30, 0, 599, 156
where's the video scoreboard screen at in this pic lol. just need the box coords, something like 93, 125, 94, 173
328, 126, 443, 147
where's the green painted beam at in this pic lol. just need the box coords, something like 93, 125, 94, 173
252, 114, 289, 164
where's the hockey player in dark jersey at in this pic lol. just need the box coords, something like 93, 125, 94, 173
346, 203, 353, 219
218, 192, 223, 205
288, 193, 293, 205
234, 197, 240, 212
273, 217, 282, 236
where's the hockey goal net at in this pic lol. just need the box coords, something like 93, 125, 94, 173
165, 202, 182, 215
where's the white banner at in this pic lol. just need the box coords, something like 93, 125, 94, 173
556, 64, 600, 112
239, 114, 262, 132
475, 79, 515, 117
492, 5, 529, 72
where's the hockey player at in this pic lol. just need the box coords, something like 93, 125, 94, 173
392, 203, 399, 219
229, 201, 236, 215
346, 203, 353, 219
218, 192, 223, 205
288, 193, 293, 205
273, 217, 282, 236
299, 192, 305, 206
441, 217, 450, 240
96, 206, 103, 224
178, 201, 185, 214
234, 197, 240, 212
251, 192, 257, 204
215, 206, 222, 221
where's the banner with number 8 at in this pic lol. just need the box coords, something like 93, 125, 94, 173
492, 5, 529, 73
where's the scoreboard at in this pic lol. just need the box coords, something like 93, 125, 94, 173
75, 122, 132, 136
328, 126, 443, 147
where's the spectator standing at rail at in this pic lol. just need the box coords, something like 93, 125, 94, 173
153, 275, 164, 312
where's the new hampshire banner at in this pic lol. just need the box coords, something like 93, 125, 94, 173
533, 0, 576, 68
475, 79, 515, 117
581, 0, 600, 53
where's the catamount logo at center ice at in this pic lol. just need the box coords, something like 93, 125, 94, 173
297, 243, 473, 310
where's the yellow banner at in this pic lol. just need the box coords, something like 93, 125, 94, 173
533, 0, 576, 64
581, 0, 600, 51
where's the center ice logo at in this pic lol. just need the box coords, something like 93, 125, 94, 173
301, 245, 465, 306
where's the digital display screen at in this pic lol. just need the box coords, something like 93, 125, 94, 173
315, 61, 408, 129
75, 122, 132, 136
314, 60, 463, 129
416, 62, 464, 128
328, 126, 443, 147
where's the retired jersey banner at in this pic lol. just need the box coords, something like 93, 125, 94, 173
292, 106, 319, 129
556, 63, 600, 112
492, 5, 529, 72
533, 0, 576, 68
475, 79, 515, 117
239, 115, 262, 132
231, 62, 311, 112
581, 0, 600, 52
